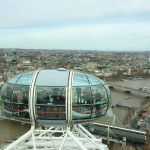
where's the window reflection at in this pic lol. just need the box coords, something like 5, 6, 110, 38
51, 88, 65, 105
7, 74, 22, 84
72, 85, 109, 119
91, 85, 108, 104
16, 72, 34, 85
72, 86, 92, 120
36, 87, 65, 105
0, 83, 13, 115
12, 85, 29, 103
12, 103, 29, 118
72, 87, 92, 104
1, 83, 13, 101
73, 72, 89, 86
36, 86, 66, 120
12, 85, 29, 118
86, 74, 99, 85
92, 104, 108, 117
72, 105, 91, 119
36, 105, 65, 120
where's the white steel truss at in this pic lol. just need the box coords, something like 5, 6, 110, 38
4, 124, 109, 150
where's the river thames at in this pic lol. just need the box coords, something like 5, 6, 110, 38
0, 78, 150, 148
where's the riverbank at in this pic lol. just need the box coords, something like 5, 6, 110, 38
104, 75, 150, 82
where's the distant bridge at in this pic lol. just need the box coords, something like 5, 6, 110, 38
85, 123, 146, 144
108, 83, 150, 99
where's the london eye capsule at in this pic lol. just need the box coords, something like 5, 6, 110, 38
0, 69, 111, 126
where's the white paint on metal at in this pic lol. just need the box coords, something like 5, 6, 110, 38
67, 70, 73, 124
29, 70, 40, 125
78, 124, 98, 140
67, 129, 88, 150
74, 125, 103, 149
4, 124, 108, 150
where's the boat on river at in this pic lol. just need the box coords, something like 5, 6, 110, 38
124, 96, 133, 99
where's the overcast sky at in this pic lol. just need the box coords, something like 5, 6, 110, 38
0, 0, 150, 51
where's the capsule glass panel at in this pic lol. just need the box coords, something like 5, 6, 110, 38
12, 85, 29, 118
16, 72, 34, 85
72, 87, 92, 119
73, 72, 89, 86
7, 74, 22, 84
35, 86, 66, 120
0, 83, 14, 116
72, 72, 109, 120
86, 74, 100, 85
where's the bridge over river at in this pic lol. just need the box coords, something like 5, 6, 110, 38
84, 122, 150, 149
108, 83, 150, 99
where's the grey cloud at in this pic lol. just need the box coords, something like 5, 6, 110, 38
0, 0, 150, 28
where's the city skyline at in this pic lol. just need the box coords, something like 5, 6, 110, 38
0, 0, 150, 51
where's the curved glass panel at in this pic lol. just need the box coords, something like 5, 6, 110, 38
91, 85, 108, 104
12, 85, 29, 118
72, 87, 92, 104
7, 74, 22, 84
0, 83, 14, 115
1, 83, 13, 101
95, 76, 105, 84
73, 72, 89, 86
92, 104, 108, 117
16, 72, 34, 85
72, 87, 92, 119
86, 74, 100, 85
36, 70, 69, 86
37, 105, 65, 120
72, 104, 91, 119
35, 86, 66, 120
104, 84, 111, 103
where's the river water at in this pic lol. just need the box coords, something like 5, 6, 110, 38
0, 78, 150, 144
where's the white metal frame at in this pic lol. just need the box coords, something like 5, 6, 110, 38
4, 124, 108, 150
67, 69, 73, 124
29, 70, 41, 125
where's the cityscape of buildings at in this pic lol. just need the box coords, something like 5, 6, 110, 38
0, 48, 150, 149
0, 48, 150, 84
